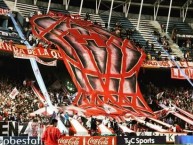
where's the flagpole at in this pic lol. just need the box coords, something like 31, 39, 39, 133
8, 12, 68, 134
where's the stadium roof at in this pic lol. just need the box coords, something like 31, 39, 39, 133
75, 0, 193, 9
65, 0, 193, 18
46, 0, 193, 9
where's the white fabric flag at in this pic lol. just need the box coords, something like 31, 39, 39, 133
156, 91, 164, 99
9, 87, 19, 99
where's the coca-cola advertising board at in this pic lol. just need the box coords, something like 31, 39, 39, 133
85, 136, 116, 145
58, 136, 84, 145
58, 136, 116, 145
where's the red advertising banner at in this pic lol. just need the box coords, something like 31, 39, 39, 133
142, 60, 193, 68
14, 52, 57, 66
0, 42, 62, 59
2, 41, 193, 69
58, 136, 116, 145
171, 68, 193, 79
58, 136, 84, 145
85, 136, 116, 145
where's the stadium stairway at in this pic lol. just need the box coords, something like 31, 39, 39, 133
2, 0, 62, 17
129, 19, 180, 59
2, 0, 184, 59
99, 14, 176, 59
158, 20, 193, 58
150, 21, 184, 59
2, 0, 39, 17
159, 20, 193, 36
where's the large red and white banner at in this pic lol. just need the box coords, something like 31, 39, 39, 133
0, 42, 62, 59
171, 68, 193, 79
30, 12, 154, 118
14, 52, 57, 66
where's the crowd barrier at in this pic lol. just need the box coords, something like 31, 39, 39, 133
1, 135, 193, 145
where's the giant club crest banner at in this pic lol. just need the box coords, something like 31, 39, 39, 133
30, 13, 154, 117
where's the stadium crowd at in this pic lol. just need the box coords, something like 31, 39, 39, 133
142, 81, 193, 131
1, 9, 193, 136
0, 72, 193, 136
0, 75, 70, 124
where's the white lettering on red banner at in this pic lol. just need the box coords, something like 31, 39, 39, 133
142, 60, 193, 68
58, 136, 115, 145
2, 41, 193, 69
171, 68, 193, 79
14, 52, 57, 66
87, 137, 110, 145
0, 42, 62, 59
58, 137, 82, 145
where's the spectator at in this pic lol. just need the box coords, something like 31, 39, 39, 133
146, 52, 151, 60
150, 43, 155, 52
64, 112, 69, 126
91, 116, 97, 132
85, 12, 90, 21
51, 111, 57, 120
157, 50, 162, 61
171, 28, 177, 43
184, 50, 190, 61
146, 40, 150, 49
42, 119, 62, 145
161, 24, 165, 33
186, 39, 191, 49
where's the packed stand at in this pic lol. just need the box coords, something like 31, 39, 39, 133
0, 75, 71, 124
142, 81, 193, 131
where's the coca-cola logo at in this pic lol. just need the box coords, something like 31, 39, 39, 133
58, 137, 80, 145
87, 137, 109, 145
